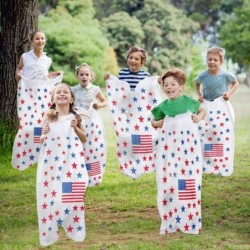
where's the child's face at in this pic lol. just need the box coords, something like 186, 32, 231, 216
163, 76, 183, 100
32, 32, 46, 50
127, 52, 143, 72
206, 53, 222, 74
52, 84, 73, 105
77, 67, 92, 88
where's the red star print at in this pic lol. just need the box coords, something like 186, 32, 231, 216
66, 171, 72, 178
163, 214, 168, 220
73, 216, 80, 223
168, 210, 173, 217
48, 213, 53, 220
184, 223, 189, 231
134, 124, 140, 130
138, 116, 144, 122
72, 162, 77, 169
162, 199, 167, 206
188, 213, 193, 220
51, 190, 57, 197
67, 225, 73, 233
43, 180, 49, 187
162, 176, 167, 183
112, 100, 117, 106
42, 217, 47, 224
42, 203, 48, 210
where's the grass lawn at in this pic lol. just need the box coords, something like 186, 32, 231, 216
0, 84, 249, 250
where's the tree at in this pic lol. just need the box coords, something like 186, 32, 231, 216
101, 11, 144, 66
39, 0, 117, 85
95, 0, 199, 75
219, 0, 250, 86
135, 0, 199, 74
170, 0, 243, 41
0, 0, 39, 126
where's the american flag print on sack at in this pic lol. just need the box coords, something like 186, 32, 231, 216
131, 134, 153, 154
62, 182, 86, 203
178, 179, 196, 200
198, 97, 235, 176
86, 161, 101, 177
106, 75, 162, 179
156, 112, 202, 235
12, 75, 62, 170
36, 113, 89, 246
33, 127, 42, 143
204, 143, 223, 157
82, 108, 106, 187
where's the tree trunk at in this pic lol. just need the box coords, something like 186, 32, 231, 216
0, 0, 38, 127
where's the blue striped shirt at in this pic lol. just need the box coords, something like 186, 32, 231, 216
118, 68, 150, 91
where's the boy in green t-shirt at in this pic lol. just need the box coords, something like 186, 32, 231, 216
151, 68, 206, 235
151, 68, 205, 128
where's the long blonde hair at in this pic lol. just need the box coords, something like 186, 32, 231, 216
45, 83, 82, 126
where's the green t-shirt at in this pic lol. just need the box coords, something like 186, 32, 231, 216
151, 95, 200, 120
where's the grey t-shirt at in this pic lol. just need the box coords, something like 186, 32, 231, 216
195, 69, 236, 101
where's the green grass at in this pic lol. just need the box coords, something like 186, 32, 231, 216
0, 85, 250, 250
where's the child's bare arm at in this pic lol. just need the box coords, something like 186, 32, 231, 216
196, 84, 203, 102
71, 118, 87, 143
223, 80, 239, 101
40, 118, 49, 143
48, 71, 63, 78
16, 55, 24, 81
92, 91, 107, 109
192, 107, 206, 123
151, 118, 164, 128
104, 74, 110, 81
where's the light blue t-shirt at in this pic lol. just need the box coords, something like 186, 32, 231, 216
195, 69, 236, 101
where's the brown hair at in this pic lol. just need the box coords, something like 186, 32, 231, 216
207, 46, 225, 62
75, 63, 95, 80
126, 46, 148, 65
30, 29, 45, 42
161, 68, 186, 86
45, 83, 82, 126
